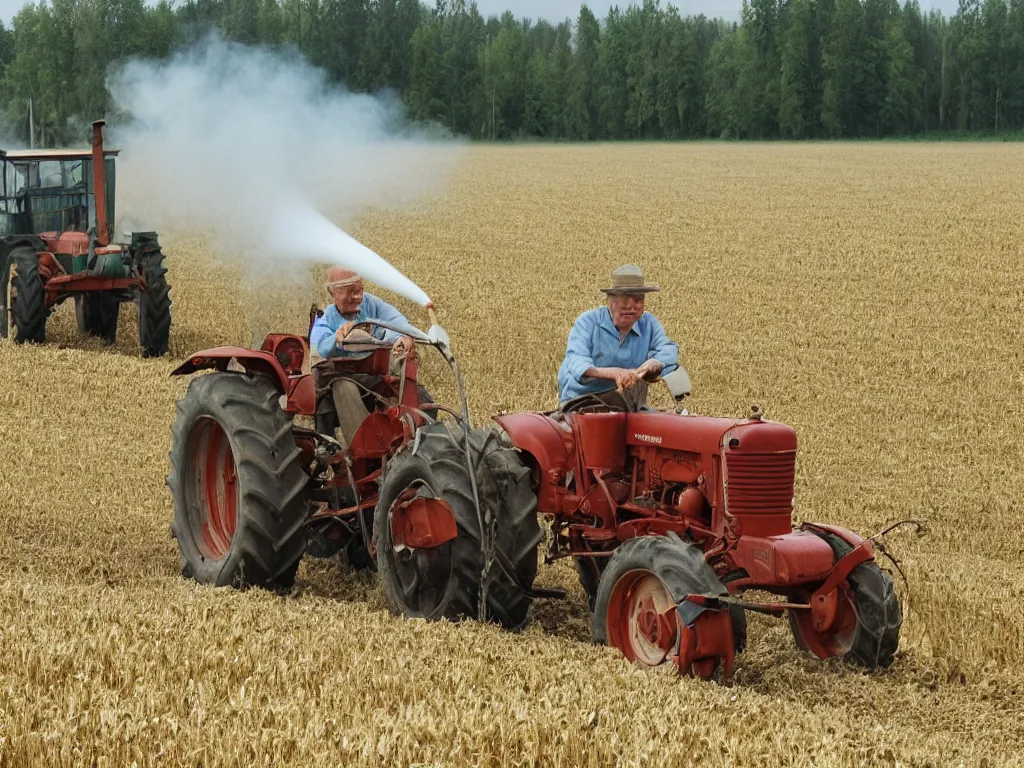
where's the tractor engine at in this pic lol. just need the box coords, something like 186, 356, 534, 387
541, 410, 799, 547
630, 444, 714, 526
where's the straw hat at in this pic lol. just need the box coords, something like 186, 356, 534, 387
600, 264, 660, 295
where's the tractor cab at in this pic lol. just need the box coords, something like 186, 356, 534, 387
0, 143, 118, 271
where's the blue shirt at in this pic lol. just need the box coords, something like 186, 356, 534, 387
557, 307, 679, 402
310, 293, 413, 359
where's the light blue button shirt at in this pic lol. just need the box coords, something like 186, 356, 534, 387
309, 293, 413, 359
557, 307, 679, 402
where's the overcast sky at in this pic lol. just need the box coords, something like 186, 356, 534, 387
0, 0, 966, 31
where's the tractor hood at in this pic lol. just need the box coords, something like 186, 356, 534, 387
626, 412, 797, 455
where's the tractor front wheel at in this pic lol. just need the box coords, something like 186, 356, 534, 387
787, 532, 902, 669
2, 247, 46, 343
75, 292, 119, 344
593, 533, 736, 680
374, 422, 543, 630
167, 372, 308, 589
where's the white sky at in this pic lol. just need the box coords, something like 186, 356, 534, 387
0, 0, 967, 31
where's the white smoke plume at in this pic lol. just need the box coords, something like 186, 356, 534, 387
106, 33, 462, 309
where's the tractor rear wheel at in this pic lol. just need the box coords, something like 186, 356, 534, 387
787, 532, 902, 669
3, 248, 46, 343
75, 292, 119, 344
137, 248, 171, 357
374, 422, 543, 630
167, 372, 308, 589
593, 533, 736, 679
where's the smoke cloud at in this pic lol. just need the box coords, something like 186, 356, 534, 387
106, 33, 462, 309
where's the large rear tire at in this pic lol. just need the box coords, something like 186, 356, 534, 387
75, 292, 119, 344
374, 422, 543, 630
167, 372, 308, 589
3, 248, 46, 343
787, 531, 902, 669
137, 245, 171, 357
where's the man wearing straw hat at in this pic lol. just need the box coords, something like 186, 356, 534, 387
557, 264, 679, 411
309, 266, 418, 447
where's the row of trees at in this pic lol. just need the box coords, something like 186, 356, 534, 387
1, 0, 1023, 145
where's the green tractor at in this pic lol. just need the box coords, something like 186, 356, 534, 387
0, 119, 171, 356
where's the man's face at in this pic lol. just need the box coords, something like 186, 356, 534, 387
332, 281, 364, 315
608, 293, 645, 330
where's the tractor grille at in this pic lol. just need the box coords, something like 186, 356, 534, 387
725, 451, 796, 537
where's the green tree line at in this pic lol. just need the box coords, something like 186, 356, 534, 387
1, 0, 1023, 145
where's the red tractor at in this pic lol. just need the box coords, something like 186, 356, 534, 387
1, 120, 171, 356
167, 313, 901, 680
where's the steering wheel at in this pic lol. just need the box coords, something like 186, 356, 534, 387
558, 391, 633, 414
334, 321, 393, 352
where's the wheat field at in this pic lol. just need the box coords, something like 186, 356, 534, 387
2, 143, 1023, 766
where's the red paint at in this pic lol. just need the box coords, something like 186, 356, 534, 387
261, 334, 308, 375
190, 418, 238, 560
91, 120, 109, 245
605, 570, 678, 667
390, 494, 458, 550
41, 232, 90, 256
790, 585, 858, 659
348, 411, 406, 458
731, 532, 835, 585
675, 609, 736, 681
492, 412, 571, 514
171, 346, 290, 392
286, 375, 315, 415
574, 413, 627, 470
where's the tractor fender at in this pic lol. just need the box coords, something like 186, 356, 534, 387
493, 412, 572, 514
171, 346, 289, 393
801, 522, 877, 635
0, 235, 46, 259
800, 522, 866, 551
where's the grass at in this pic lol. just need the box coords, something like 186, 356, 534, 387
2, 142, 1023, 766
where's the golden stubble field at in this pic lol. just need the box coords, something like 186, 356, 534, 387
2, 143, 1023, 766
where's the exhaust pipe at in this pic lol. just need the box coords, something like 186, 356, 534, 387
91, 119, 109, 246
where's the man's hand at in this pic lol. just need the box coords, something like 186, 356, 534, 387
635, 359, 664, 381
584, 366, 642, 391
612, 368, 641, 391
335, 322, 355, 344
392, 335, 415, 358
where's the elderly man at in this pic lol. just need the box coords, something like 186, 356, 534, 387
310, 266, 417, 446
557, 264, 679, 410
310, 266, 415, 360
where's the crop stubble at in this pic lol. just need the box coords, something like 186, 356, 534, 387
1, 143, 1022, 766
